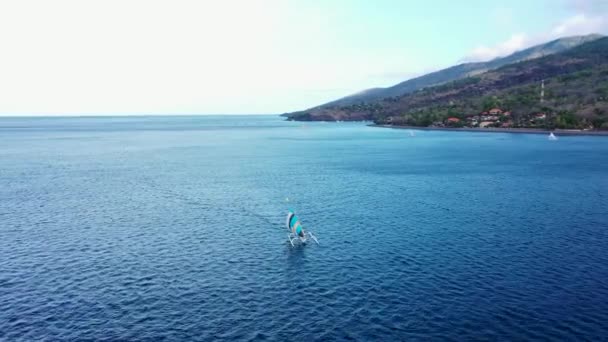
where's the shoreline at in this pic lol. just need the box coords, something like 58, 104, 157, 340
370, 124, 608, 136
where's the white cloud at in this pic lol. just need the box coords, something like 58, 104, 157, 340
464, 10, 607, 62
551, 14, 606, 36
467, 33, 528, 62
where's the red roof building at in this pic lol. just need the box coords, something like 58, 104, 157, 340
488, 108, 503, 115
447, 117, 460, 123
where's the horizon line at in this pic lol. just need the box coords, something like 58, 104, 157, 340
0, 113, 282, 118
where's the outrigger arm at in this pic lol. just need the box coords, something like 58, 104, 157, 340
288, 233, 296, 247
307, 232, 319, 245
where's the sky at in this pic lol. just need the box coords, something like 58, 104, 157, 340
0, 0, 606, 116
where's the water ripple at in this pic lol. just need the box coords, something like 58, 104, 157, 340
1, 117, 608, 340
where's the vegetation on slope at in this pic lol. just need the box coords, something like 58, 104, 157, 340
306, 34, 603, 109
286, 37, 608, 130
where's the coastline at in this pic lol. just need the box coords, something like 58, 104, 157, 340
370, 124, 608, 136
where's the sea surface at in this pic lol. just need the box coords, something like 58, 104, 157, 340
1, 115, 608, 341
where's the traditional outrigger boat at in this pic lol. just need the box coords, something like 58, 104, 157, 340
285, 209, 318, 246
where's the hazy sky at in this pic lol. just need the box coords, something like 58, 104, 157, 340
0, 0, 606, 115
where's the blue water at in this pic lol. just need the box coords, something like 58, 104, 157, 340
1, 116, 608, 341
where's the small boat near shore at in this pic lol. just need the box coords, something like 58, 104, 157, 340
549, 132, 558, 140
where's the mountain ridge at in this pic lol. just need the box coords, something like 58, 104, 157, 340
285, 36, 608, 129
294, 34, 603, 112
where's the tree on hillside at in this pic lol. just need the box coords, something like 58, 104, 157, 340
482, 96, 502, 110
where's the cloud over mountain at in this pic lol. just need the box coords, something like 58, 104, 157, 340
464, 2, 607, 62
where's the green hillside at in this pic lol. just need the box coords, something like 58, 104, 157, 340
286, 37, 608, 130
301, 34, 602, 109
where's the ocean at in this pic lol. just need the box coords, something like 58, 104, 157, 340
1, 115, 608, 340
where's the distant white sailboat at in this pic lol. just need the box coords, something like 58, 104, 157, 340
548, 132, 558, 140
408, 130, 416, 137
